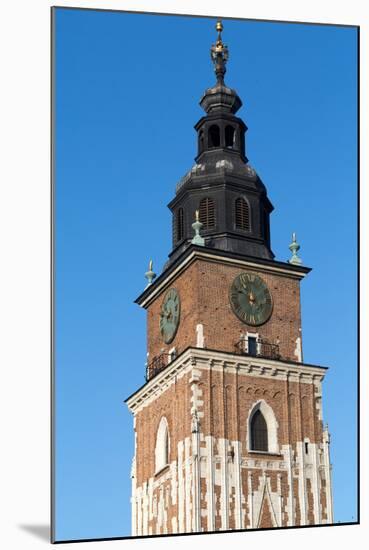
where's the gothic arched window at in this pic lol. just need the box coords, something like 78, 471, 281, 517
199, 197, 215, 229
225, 125, 235, 148
155, 417, 170, 472
208, 125, 220, 148
250, 409, 268, 451
235, 197, 250, 232
176, 207, 184, 242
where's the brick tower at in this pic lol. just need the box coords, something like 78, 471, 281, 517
126, 21, 333, 535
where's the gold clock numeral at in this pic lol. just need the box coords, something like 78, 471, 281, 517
230, 272, 272, 326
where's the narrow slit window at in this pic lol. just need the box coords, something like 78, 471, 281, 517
198, 130, 204, 154
263, 209, 270, 242
176, 208, 184, 242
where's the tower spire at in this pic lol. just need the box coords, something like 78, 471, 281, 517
210, 20, 229, 84
200, 19, 241, 115
167, 19, 275, 265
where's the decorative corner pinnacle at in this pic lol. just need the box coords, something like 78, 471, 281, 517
144, 259, 156, 286
288, 232, 302, 265
191, 210, 205, 246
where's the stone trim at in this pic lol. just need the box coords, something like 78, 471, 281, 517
132, 430, 333, 535
247, 400, 279, 454
137, 249, 310, 308
126, 348, 327, 414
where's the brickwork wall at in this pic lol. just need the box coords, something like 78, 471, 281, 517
259, 498, 273, 528
131, 256, 331, 534
146, 258, 302, 364
135, 372, 192, 487
189, 369, 320, 445
320, 478, 328, 521
306, 478, 315, 524
132, 362, 329, 534
280, 472, 289, 526
146, 261, 199, 367
294, 478, 301, 525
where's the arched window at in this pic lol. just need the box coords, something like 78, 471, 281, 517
247, 400, 279, 454
225, 125, 235, 148
155, 417, 170, 472
199, 197, 215, 229
235, 197, 250, 231
208, 125, 220, 148
176, 208, 184, 242
251, 410, 268, 451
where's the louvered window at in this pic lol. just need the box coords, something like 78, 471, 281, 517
199, 197, 215, 229
235, 197, 250, 231
251, 410, 268, 451
176, 208, 184, 242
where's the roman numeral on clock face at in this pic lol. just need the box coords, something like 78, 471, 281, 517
230, 272, 273, 326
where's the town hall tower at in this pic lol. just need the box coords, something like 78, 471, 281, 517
126, 21, 333, 535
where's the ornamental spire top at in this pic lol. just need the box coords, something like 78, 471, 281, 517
210, 20, 229, 84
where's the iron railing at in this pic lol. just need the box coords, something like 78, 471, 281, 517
146, 353, 173, 381
234, 338, 280, 360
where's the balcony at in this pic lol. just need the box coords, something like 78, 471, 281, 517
145, 339, 281, 383
234, 337, 280, 360
146, 353, 173, 381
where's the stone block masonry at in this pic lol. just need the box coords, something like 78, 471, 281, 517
126, 348, 333, 535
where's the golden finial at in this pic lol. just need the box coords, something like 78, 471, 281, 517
210, 19, 229, 81
195, 209, 200, 222
215, 19, 225, 52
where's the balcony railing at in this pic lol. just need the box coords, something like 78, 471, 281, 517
145, 339, 281, 383
146, 353, 173, 381
234, 338, 281, 360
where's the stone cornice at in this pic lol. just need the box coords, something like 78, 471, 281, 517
125, 347, 328, 414
135, 246, 311, 309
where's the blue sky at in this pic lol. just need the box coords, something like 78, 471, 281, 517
54, 8, 358, 541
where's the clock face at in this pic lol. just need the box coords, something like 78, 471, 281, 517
229, 272, 273, 326
159, 288, 181, 344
